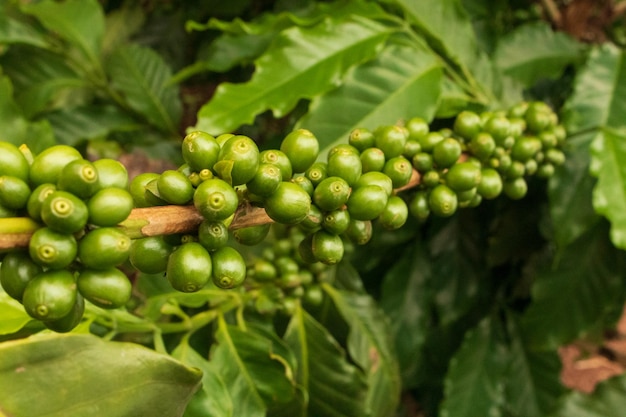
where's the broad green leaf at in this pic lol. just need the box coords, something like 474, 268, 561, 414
562, 44, 626, 133
324, 286, 401, 417
522, 224, 626, 349
0, 333, 202, 417
0, 293, 32, 335
102, 7, 145, 58
0, 76, 28, 145
436, 76, 473, 118
106, 44, 182, 134
296, 43, 442, 155
550, 373, 626, 417
1, 46, 87, 117
0, 11, 49, 49
172, 341, 233, 417
194, 16, 392, 135
493, 21, 584, 87
283, 305, 368, 417
45, 105, 143, 146
209, 317, 296, 417
439, 317, 507, 417
548, 130, 599, 247
590, 128, 626, 249
21, 0, 104, 70
380, 241, 432, 385
503, 317, 565, 417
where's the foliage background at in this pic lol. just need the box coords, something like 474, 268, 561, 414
2, 0, 626, 416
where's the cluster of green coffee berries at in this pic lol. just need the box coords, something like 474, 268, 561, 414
0, 100, 566, 333
405, 100, 566, 219
0, 142, 134, 332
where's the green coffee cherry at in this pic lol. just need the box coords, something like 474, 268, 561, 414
511, 136, 542, 162
409, 190, 430, 221
129, 172, 160, 208
280, 129, 319, 173
327, 147, 362, 185
322, 208, 351, 235
263, 181, 311, 225
22, 270, 77, 321
477, 168, 503, 200
233, 223, 271, 246
0, 250, 43, 301
419, 131, 445, 152
214, 135, 260, 186
374, 125, 408, 158
311, 230, 344, 265
354, 172, 393, 196
344, 219, 373, 245
40, 191, 88, 234
44, 294, 84, 333
453, 110, 482, 140
260, 149, 293, 180
468, 132, 496, 161
291, 175, 314, 197
412, 152, 434, 173
433, 138, 462, 169
194, 178, 239, 221
406, 117, 430, 142
300, 205, 324, 233
313, 176, 351, 212
129, 236, 173, 274
29, 227, 77, 269
349, 128, 375, 151
182, 131, 220, 172
246, 163, 282, 197
30, 145, 83, 187
87, 188, 134, 227
360, 147, 386, 173
57, 159, 100, 199
211, 246, 246, 289
198, 220, 229, 251
0, 175, 31, 210
346, 185, 388, 221
78, 227, 131, 269
157, 170, 194, 205
382, 156, 413, 189
0, 142, 30, 182
378, 196, 409, 230
445, 162, 482, 192
429, 184, 458, 217
305, 162, 328, 187
503, 177, 528, 200
77, 267, 132, 309
167, 242, 212, 293
93, 158, 129, 189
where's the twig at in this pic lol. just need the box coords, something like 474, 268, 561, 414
541, 0, 563, 28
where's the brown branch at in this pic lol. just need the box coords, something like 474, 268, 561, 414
541, 0, 563, 28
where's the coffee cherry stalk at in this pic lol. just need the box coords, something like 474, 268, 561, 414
0, 101, 566, 332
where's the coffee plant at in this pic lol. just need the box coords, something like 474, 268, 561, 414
1, 0, 626, 416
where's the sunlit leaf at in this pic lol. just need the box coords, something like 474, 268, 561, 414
297, 43, 442, 156
0, 9, 49, 49
172, 340, 233, 417
0, 293, 32, 335
0, 333, 202, 417
194, 16, 392, 135
283, 305, 368, 417
493, 21, 584, 86
106, 44, 182, 134
21, 0, 104, 69
324, 286, 401, 417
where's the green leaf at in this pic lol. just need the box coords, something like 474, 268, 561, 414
194, 16, 392, 135
209, 316, 296, 417
106, 44, 182, 134
0, 293, 32, 335
0, 333, 202, 417
548, 130, 599, 247
21, 0, 105, 70
379, 241, 432, 386
0, 76, 28, 145
283, 305, 368, 417
562, 44, 626, 133
0, 11, 49, 49
590, 127, 626, 249
172, 340, 233, 417
296, 43, 442, 156
1, 46, 87, 118
45, 105, 143, 146
439, 317, 507, 417
102, 6, 146, 58
324, 286, 401, 417
522, 224, 626, 349
503, 317, 565, 417
493, 21, 584, 87
550, 373, 626, 417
